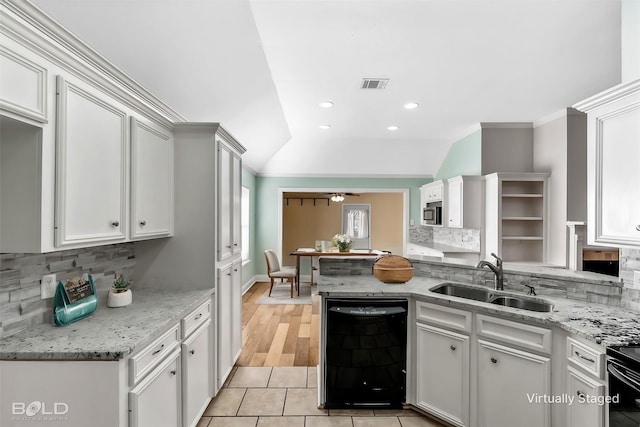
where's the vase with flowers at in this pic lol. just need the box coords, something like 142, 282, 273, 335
332, 233, 353, 252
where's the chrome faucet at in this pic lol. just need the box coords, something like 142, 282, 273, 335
477, 253, 504, 290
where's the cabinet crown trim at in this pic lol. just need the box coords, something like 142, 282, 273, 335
573, 79, 640, 112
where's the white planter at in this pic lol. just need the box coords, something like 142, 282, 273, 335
108, 289, 132, 308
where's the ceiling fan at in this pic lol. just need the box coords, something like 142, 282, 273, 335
318, 192, 360, 202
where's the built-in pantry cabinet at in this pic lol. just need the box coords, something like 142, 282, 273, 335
0, 1, 178, 253
573, 79, 640, 248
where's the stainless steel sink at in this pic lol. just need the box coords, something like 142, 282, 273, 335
429, 282, 492, 302
429, 282, 554, 312
488, 296, 553, 312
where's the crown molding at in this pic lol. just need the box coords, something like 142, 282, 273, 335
573, 79, 640, 112
1, 0, 187, 129
480, 122, 533, 129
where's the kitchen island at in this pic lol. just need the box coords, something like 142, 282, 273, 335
316, 257, 639, 427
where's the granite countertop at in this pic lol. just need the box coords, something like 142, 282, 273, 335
317, 275, 640, 348
0, 288, 213, 361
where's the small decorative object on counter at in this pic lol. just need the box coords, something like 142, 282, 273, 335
53, 274, 98, 326
108, 274, 132, 308
332, 233, 353, 252
373, 255, 414, 283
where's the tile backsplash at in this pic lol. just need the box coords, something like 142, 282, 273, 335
620, 248, 640, 311
409, 225, 481, 251
0, 243, 135, 338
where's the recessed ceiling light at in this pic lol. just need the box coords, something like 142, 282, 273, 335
387, 125, 399, 131
319, 101, 334, 108
319, 124, 331, 130
404, 102, 419, 110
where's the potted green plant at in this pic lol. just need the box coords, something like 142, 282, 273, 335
108, 274, 132, 307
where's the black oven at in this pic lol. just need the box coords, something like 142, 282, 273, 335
607, 345, 640, 427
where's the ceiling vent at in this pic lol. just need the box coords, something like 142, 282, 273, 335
361, 78, 389, 89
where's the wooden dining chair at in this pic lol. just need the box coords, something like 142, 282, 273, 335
264, 249, 298, 297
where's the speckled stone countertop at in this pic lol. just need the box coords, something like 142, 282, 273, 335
0, 288, 213, 361
408, 242, 480, 254
318, 275, 640, 348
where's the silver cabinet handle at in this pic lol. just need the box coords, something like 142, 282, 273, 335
576, 390, 586, 399
190, 350, 195, 355
152, 344, 165, 355
139, 220, 146, 226
636, 225, 640, 231
194, 313, 202, 320
575, 351, 595, 363
234, 243, 238, 246
112, 221, 120, 227
170, 370, 176, 376
450, 345, 456, 351
491, 357, 498, 364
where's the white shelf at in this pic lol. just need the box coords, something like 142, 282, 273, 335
502, 236, 544, 241
502, 194, 543, 198
502, 217, 543, 221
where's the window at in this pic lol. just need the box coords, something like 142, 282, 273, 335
241, 186, 250, 261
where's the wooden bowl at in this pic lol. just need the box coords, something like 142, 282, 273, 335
373, 255, 414, 283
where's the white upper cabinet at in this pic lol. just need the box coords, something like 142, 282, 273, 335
217, 137, 242, 262
574, 79, 640, 247
0, 3, 181, 252
131, 117, 174, 240
445, 176, 482, 229
0, 46, 48, 123
55, 76, 128, 247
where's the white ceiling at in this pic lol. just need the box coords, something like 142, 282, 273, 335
31, 0, 622, 176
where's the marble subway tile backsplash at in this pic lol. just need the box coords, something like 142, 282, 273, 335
0, 243, 135, 338
409, 225, 480, 251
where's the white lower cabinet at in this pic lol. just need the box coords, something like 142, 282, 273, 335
216, 261, 242, 391
182, 320, 213, 427
416, 323, 469, 427
129, 348, 181, 427
566, 365, 606, 427
477, 339, 551, 427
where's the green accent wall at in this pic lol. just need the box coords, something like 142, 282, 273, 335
248, 175, 429, 276
435, 130, 482, 180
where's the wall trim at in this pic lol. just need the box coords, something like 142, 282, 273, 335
533, 109, 568, 128
242, 276, 258, 295
257, 172, 433, 178
480, 122, 533, 129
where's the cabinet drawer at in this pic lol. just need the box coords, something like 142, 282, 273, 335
476, 314, 552, 354
182, 300, 211, 339
129, 324, 180, 386
416, 300, 471, 333
567, 337, 605, 379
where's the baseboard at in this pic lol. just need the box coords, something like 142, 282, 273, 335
242, 276, 258, 295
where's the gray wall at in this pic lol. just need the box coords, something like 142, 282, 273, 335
481, 124, 534, 175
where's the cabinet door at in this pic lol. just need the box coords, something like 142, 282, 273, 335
131, 117, 173, 240
416, 323, 469, 427
55, 76, 127, 247
129, 348, 181, 427
216, 264, 233, 389
447, 179, 463, 228
217, 141, 232, 261
231, 152, 242, 255
477, 339, 550, 427
231, 261, 243, 362
566, 366, 605, 427
182, 320, 212, 427
587, 84, 640, 246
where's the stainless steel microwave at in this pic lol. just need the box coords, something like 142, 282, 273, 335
423, 202, 442, 225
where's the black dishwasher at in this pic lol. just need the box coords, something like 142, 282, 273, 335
325, 298, 407, 409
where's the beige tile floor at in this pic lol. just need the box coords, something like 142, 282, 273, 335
198, 367, 446, 427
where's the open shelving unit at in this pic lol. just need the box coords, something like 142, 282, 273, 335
484, 173, 549, 264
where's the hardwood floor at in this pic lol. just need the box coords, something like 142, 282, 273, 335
236, 281, 320, 367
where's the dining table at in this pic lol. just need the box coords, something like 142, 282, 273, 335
289, 248, 385, 286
